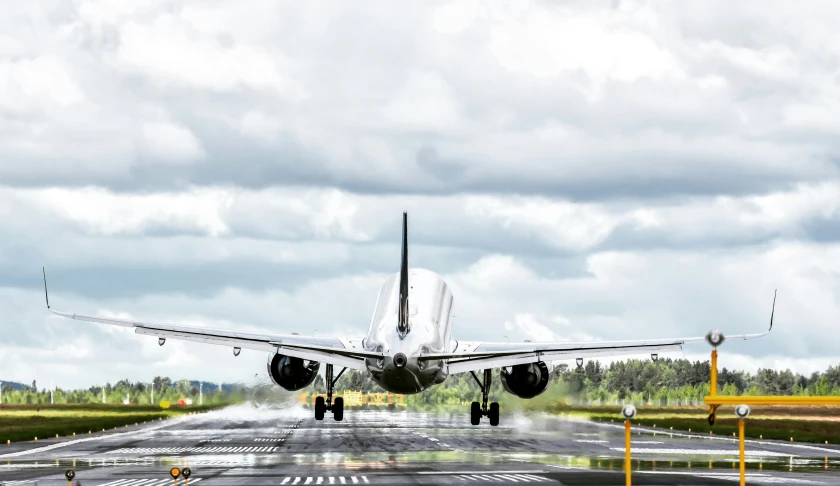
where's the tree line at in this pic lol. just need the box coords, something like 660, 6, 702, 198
0, 377, 245, 405
310, 358, 840, 408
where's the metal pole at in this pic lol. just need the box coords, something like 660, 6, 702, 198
739, 419, 745, 486
625, 420, 632, 486
200, 382, 203, 406
710, 350, 718, 396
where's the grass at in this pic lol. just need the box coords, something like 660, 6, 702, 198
537, 402, 840, 444
0, 403, 226, 444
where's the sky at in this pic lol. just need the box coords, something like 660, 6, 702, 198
1, 0, 840, 389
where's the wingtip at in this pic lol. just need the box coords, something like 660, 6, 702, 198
769, 288, 777, 332
42, 267, 50, 309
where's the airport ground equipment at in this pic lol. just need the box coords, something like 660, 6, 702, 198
621, 405, 637, 486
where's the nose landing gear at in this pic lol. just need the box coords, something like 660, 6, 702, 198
315, 364, 347, 421
469, 369, 500, 426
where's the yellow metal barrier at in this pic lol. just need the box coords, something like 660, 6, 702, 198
706, 395, 840, 406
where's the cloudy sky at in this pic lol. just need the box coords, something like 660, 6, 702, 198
1, 0, 839, 389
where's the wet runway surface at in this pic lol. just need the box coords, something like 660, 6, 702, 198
3, 405, 840, 485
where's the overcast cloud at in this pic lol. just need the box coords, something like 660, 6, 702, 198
1, 0, 840, 388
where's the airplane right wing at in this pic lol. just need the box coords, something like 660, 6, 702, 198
426, 291, 777, 375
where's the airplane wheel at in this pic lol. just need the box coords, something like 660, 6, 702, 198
315, 396, 325, 421
489, 402, 500, 426
334, 397, 344, 422
470, 401, 481, 425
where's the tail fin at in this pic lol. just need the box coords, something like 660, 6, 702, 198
397, 212, 410, 335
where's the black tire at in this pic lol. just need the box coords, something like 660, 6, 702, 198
334, 397, 344, 422
489, 402, 500, 426
315, 396, 325, 421
470, 401, 481, 425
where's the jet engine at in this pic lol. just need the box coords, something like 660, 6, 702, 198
267, 353, 320, 391
500, 361, 550, 399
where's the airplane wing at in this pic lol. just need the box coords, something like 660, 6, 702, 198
43, 271, 377, 371
429, 292, 777, 375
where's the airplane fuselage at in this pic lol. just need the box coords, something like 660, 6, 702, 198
363, 268, 453, 394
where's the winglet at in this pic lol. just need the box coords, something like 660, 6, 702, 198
769, 289, 777, 331
42, 267, 50, 309
397, 212, 410, 336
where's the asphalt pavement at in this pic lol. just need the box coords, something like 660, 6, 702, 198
2, 404, 840, 485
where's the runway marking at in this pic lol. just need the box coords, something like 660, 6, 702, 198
255, 437, 286, 441
282, 477, 368, 485
640, 470, 825, 484
98, 479, 203, 486
107, 446, 278, 454
457, 474, 548, 482
595, 420, 840, 455
574, 439, 608, 444
611, 447, 794, 457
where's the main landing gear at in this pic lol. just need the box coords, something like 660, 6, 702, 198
315, 364, 346, 421
469, 369, 499, 426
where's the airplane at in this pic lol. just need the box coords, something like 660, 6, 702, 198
43, 212, 775, 425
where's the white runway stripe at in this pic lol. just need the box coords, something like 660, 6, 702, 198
99, 479, 202, 486
611, 447, 794, 457
456, 474, 548, 482
281, 477, 367, 484
107, 446, 278, 454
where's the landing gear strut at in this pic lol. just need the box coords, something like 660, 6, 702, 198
469, 369, 499, 426
315, 364, 346, 421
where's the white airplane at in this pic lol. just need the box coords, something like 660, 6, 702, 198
43, 213, 774, 425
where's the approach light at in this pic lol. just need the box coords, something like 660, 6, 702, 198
233, 347, 241, 357
621, 404, 637, 420
735, 404, 751, 419
158, 338, 166, 346
705, 330, 725, 348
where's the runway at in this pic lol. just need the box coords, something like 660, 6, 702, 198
3, 404, 840, 485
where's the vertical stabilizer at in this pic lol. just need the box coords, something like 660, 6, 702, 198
397, 212, 410, 335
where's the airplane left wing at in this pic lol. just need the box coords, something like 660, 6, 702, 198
47, 307, 376, 371
43, 270, 378, 371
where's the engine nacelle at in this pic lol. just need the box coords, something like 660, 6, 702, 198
267, 353, 320, 391
500, 361, 550, 399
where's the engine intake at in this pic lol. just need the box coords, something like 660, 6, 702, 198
267, 353, 320, 391
500, 361, 550, 399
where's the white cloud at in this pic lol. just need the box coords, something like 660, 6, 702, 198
1, 0, 840, 389
139, 121, 206, 163
382, 70, 464, 132
489, 5, 683, 88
